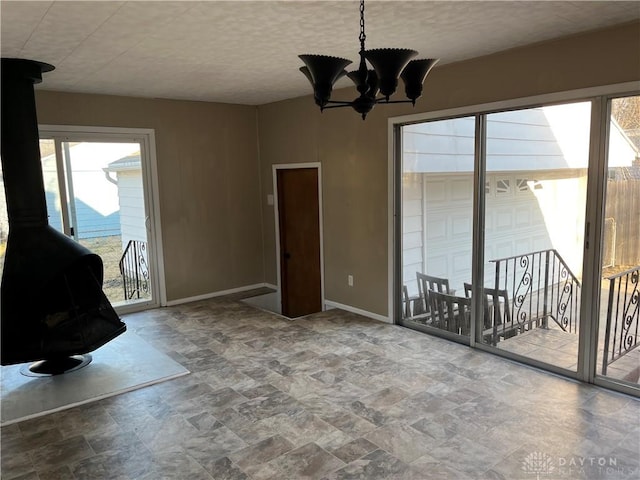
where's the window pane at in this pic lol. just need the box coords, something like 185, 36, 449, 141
598, 95, 640, 386
40, 138, 64, 232
481, 102, 591, 372
400, 117, 475, 339
59, 141, 152, 307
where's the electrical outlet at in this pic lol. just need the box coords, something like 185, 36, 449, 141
348, 275, 354, 287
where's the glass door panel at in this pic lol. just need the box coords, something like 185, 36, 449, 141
400, 116, 475, 340
41, 139, 152, 308
40, 139, 65, 232
480, 102, 591, 371
597, 95, 640, 386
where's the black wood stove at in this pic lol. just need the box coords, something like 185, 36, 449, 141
1, 58, 126, 375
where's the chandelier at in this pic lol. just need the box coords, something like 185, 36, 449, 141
299, 0, 439, 119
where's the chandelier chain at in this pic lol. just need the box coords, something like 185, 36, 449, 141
359, 0, 366, 51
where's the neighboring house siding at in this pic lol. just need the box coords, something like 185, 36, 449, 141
117, 170, 146, 251
74, 199, 121, 239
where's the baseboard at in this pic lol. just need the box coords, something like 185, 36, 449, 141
165, 283, 271, 307
324, 300, 391, 324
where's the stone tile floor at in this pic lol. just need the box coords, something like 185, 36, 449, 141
2, 294, 639, 479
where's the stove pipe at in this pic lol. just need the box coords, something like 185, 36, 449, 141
1, 58, 126, 366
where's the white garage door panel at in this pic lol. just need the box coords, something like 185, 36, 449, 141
493, 241, 514, 259
425, 215, 447, 241
495, 208, 514, 229
451, 215, 472, 237
425, 255, 448, 277
515, 205, 531, 226
425, 181, 446, 202
450, 178, 473, 202
515, 238, 532, 256
403, 172, 556, 302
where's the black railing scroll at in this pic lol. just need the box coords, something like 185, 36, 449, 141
119, 240, 150, 300
602, 266, 640, 376
489, 249, 581, 342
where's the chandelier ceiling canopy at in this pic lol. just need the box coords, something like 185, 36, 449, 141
299, 0, 439, 119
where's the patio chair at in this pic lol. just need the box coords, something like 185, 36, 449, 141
482, 287, 513, 345
464, 283, 514, 340
403, 285, 423, 318
402, 285, 410, 318
416, 272, 452, 315
429, 291, 471, 335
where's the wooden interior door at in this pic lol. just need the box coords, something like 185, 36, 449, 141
277, 168, 322, 317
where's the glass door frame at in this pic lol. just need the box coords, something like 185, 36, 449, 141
585, 94, 640, 395
390, 81, 640, 396
38, 124, 166, 315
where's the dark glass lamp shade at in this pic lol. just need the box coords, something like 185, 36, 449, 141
299, 54, 352, 107
401, 58, 439, 104
363, 48, 417, 99
347, 69, 379, 98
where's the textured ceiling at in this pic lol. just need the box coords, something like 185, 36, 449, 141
1, 1, 639, 105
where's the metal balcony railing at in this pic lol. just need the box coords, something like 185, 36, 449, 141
489, 249, 582, 340
119, 240, 150, 300
602, 266, 640, 376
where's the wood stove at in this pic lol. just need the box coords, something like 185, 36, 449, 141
1, 58, 126, 374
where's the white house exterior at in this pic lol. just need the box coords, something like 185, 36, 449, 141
104, 154, 146, 253
40, 142, 140, 240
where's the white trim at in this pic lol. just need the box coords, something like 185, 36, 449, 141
264, 282, 278, 291
387, 124, 395, 321
39, 124, 158, 138
272, 167, 282, 309
390, 81, 639, 126
325, 300, 391, 324
37, 124, 166, 312
112, 299, 157, 316
272, 163, 325, 313
141, 129, 167, 307
165, 283, 270, 307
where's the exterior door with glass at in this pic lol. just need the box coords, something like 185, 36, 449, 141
397, 92, 639, 396
39, 132, 159, 312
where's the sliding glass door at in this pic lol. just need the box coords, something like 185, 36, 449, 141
480, 103, 591, 373
399, 117, 475, 341
39, 129, 160, 313
396, 89, 639, 395
597, 95, 640, 386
